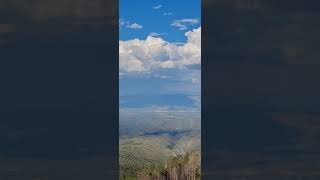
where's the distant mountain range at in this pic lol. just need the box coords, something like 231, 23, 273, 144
120, 94, 199, 108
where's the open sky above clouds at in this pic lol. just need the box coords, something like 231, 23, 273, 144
120, 0, 201, 108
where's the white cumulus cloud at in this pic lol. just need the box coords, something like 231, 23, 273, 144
127, 23, 143, 29
171, 18, 200, 30
153, 5, 163, 10
119, 19, 143, 30
149, 32, 167, 37
119, 27, 201, 74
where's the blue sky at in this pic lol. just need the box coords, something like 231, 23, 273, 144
120, 0, 201, 42
120, 0, 201, 108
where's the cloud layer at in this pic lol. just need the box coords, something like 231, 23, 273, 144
119, 27, 201, 74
